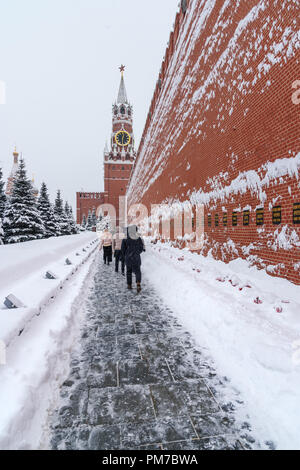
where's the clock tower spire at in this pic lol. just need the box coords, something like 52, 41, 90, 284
103, 66, 136, 226
117, 65, 128, 103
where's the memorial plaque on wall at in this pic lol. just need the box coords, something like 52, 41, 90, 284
272, 206, 282, 225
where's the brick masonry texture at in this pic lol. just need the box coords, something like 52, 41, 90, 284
126, 0, 300, 284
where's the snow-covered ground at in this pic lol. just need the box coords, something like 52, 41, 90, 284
1, 233, 299, 449
143, 241, 300, 450
0, 233, 98, 346
0, 233, 99, 449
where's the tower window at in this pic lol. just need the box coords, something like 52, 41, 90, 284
215, 214, 219, 227
223, 213, 227, 226
120, 106, 125, 115
256, 208, 264, 226
208, 215, 212, 227
243, 210, 250, 226
272, 206, 282, 225
293, 203, 300, 224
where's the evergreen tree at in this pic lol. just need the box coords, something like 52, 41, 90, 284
0, 218, 4, 245
3, 159, 45, 243
97, 214, 112, 233
65, 202, 78, 234
37, 182, 58, 238
81, 214, 87, 229
0, 167, 6, 221
79, 214, 86, 232
70, 207, 79, 234
54, 190, 71, 236
3, 199, 12, 244
86, 209, 93, 231
92, 207, 97, 229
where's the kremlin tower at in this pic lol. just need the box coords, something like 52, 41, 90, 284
76, 66, 136, 226
103, 65, 136, 225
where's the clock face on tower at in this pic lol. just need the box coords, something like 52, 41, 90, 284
115, 130, 131, 147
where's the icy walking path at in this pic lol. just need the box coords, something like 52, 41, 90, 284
50, 256, 254, 450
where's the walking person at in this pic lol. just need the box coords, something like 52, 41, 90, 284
121, 225, 145, 293
113, 227, 125, 275
100, 227, 113, 266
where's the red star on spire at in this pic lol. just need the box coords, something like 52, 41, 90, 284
119, 64, 125, 73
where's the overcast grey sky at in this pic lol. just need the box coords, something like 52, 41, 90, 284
0, 0, 178, 209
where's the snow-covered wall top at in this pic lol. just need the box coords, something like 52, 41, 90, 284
128, 0, 299, 203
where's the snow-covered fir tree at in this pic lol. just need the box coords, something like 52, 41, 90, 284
97, 214, 112, 233
0, 167, 6, 221
54, 190, 71, 236
0, 218, 4, 245
65, 202, 78, 235
81, 214, 87, 229
92, 207, 97, 229
3, 159, 45, 244
86, 209, 93, 231
37, 182, 58, 238
69, 207, 79, 234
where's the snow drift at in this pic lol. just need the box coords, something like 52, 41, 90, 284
0, 233, 99, 449
143, 241, 300, 450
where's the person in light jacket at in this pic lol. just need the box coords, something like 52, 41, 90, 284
113, 227, 125, 274
100, 227, 113, 265
121, 225, 145, 293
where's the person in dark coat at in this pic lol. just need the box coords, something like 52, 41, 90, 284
121, 225, 145, 293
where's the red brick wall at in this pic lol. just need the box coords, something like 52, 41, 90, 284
127, 0, 300, 284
